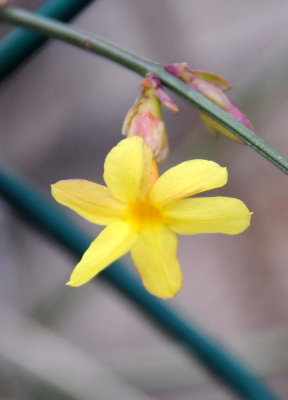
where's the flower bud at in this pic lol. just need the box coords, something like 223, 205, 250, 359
165, 63, 253, 143
122, 76, 178, 162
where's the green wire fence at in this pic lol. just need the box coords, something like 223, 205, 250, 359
0, 1, 282, 399
0, 166, 278, 400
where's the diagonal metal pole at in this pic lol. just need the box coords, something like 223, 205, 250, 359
0, 0, 95, 80
0, 166, 279, 400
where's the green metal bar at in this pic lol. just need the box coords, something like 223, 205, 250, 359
0, 0, 95, 80
0, 166, 279, 400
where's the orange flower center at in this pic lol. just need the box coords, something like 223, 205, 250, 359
127, 201, 163, 228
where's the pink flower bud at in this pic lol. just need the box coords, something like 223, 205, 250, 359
165, 63, 253, 143
122, 76, 177, 162
140, 76, 179, 113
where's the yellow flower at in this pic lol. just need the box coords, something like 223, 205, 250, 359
51, 137, 251, 299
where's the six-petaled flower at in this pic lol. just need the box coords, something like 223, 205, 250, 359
52, 136, 251, 299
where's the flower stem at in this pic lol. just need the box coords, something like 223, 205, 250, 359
0, 6, 288, 175
0, 0, 96, 80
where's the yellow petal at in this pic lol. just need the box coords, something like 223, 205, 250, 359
131, 224, 182, 299
200, 114, 244, 143
164, 197, 251, 235
67, 221, 137, 287
150, 160, 227, 206
104, 137, 153, 203
51, 180, 126, 225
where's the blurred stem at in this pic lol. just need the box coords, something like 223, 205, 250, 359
0, 0, 96, 80
0, 7, 288, 175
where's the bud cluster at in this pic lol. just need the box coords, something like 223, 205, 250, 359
123, 63, 253, 164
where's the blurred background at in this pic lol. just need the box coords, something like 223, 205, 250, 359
0, 0, 288, 399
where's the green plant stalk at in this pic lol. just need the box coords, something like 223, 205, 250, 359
0, 0, 96, 80
0, 7, 288, 175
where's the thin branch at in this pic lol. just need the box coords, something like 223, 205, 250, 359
0, 0, 96, 80
0, 6, 288, 175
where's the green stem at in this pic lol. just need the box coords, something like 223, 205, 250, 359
1, 6, 288, 175
0, 0, 97, 80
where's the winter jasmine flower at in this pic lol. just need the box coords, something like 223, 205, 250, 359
52, 137, 251, 298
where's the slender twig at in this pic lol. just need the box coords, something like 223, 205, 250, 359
0, 6, 288, 176
0, 0, 96, 80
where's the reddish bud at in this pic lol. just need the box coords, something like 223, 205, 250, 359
165, 63, 253, 143
122, 76, 174, 162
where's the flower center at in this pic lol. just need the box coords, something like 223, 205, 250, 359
127, 201, 163, 228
